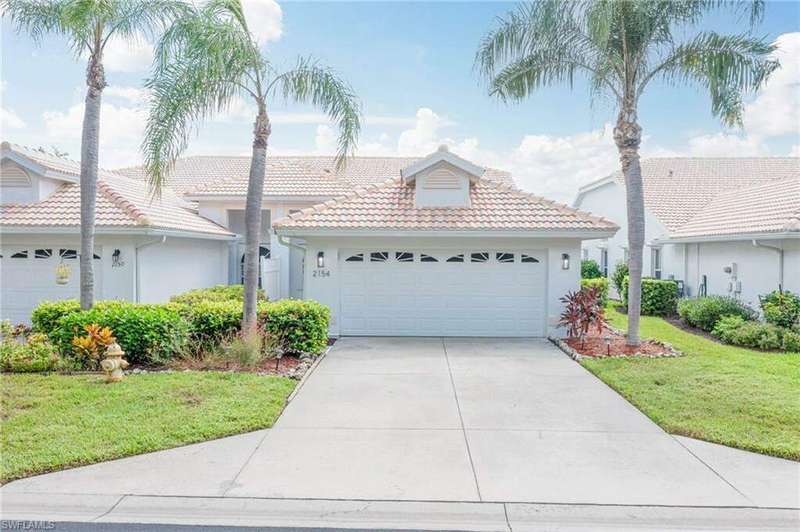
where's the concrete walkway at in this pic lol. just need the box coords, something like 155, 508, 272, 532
2, 337, 798, 530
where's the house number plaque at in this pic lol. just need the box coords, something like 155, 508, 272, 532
312, 269, 331, 278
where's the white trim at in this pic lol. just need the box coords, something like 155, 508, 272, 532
572, 174, 619, 207
1, 150, 79, 184
0, 225, 236, 240
400, 148, 485, 182
275, 227, 618, 239
655, 232, 800, 244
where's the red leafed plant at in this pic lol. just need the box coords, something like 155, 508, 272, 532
558, 286, 606, 340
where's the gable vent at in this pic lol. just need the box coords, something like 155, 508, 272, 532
423, 168, 461, 190
1, 161, 32, 187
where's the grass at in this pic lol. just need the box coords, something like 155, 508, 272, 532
0, 371, 296, 483
580, 303, 800, 461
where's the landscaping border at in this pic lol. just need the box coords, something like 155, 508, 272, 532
549, 325, 683, 361
285, 344, 332, 403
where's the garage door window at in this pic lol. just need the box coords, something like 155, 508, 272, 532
345, 253, 364, 262
59, 249, 78, 259
395, 252, 414, 262
521, 254, 540, 263
34, 249, 53, 259
420, 254, 438, 262
496, 252, 515, 263
470, 252, 490, 263
370, 252, 389, 262
10, 250, 28, 259
446, 254, 464, 263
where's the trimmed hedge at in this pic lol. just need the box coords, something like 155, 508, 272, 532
170, 284, 265, 305
581, 278, 609, 307
581, 259, 602, 279
50, 302, 189, 366
259, 299, 330, 355
176, 300, 243, 344
759, 290, 800, 329
622, 276, 679, 316
31, 300, 81, 334
712, 315, 799, 352
678, 296, 758, 332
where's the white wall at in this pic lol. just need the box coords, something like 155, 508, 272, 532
300, 236, 581, 337
136, 237, 229, 303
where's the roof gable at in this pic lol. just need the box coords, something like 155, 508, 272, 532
400, 145, 485, 183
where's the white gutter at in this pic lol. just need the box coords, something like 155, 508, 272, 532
277, 235, 306, 253
654, 231, 800, 245
134, 236, 166, 302
274, 228, 619, 239
0, 226, 236, 240
752, 239, 785, 290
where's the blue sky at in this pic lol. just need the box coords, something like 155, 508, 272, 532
2, 1, 798, 201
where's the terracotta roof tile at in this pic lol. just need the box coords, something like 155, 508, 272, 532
274, 178, 617, 233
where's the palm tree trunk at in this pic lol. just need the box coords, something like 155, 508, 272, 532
79, 53, 106, 310
242, 103, 271, 330
614, 102, 644, 346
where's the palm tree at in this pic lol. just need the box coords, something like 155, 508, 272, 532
143, 0, 361, 330
3, 0, 187, 310
476, 0, 778, 345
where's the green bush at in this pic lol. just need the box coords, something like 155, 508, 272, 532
581, 278, 609, 307
581, 259, 602, 279
179, 300, 243, 344
170, 285, 265, 305
611, 260, 628, 296
31, 300, 81, 334
711, 315, 747, 340
259, 299, 330, 355
0, 332, 61, 373
781, 330, 800, 352
759, 290, 800, 329
52, 302, 188, 366
678, 296, 758, 332
622, 276, 679, 316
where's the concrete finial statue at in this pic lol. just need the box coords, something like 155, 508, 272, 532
101, 342, 129, 382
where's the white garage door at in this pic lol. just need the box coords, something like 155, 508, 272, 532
0, 246, 100, 324
340, 249, 546, 336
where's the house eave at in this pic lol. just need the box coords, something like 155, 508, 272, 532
0, 225, 236, 240
655, 231, 800, 244
183, 194, 336, 204
274, 227, 618, 239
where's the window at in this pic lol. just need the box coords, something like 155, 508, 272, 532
420, 254, 438, 263
93, 253, 102, 260
395, 252, 414, 263
470, 252, 489, 263
446, 254, 464, 263
240, 246, 271, 287
34, 248, 53, 259
600, 249, 609, 277
10, 250, 28, 259
345, 253, 364, 262
370, 252, 389, 262
652, 248, 662, 279
520, 254, 539, 263
59, 249, 78, 259
496, 252, 515, 263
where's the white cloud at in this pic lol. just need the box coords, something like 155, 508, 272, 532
686, 132, 769, 157
397, 108, 457, 156
743, 32, 800, 138
43, 102, 147, 167
314, 125, 336, 155
1, 107, 26, 129
102, 35, 154, 73
790, 145, 800, 157
105, 85, 149, 106
241, 0, 283, 46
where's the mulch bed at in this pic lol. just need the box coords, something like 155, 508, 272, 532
161, 354, 310, 378
559, 326, 681, 359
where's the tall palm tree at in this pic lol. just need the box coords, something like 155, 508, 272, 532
143, 0, 361, 330
3, 0, 187, 310
476, 0, 778, 345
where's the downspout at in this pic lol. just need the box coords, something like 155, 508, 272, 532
752, 239, 784, 291
277, 234, 306, 253
134, 236, 166, 302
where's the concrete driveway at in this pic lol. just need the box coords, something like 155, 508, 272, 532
3, 337, 799, 527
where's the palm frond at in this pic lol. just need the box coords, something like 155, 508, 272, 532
103, 0, 189, 46
268, 57, 362, 169
1, 0, 89, 51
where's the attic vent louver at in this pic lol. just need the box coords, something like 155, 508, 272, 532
423, 167, 461, 190
1, 161, 32, 187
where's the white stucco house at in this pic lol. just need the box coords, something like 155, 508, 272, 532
1, 141, 617, 336
574, 158, 800, 309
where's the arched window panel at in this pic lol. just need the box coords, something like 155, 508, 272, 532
345, 253, 364, 262
470, 252, 490, 263
521, 254, 540, 263
420, 254, 438, 263
446, 254, 464, 263
370, 252, 389, 262
395, 252, 414, 263
496, 252, 515, 263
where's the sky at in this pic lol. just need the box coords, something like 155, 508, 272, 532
1, 1, 799, 203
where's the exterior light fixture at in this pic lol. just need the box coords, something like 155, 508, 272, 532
112, 248, 124, 268
317, 251, 325, 268
561, 253, 570, 270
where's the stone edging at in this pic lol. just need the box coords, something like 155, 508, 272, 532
549, 332, 683, 361
286, 344, 332, 403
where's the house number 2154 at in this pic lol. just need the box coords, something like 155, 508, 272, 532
312, 269, 330, 278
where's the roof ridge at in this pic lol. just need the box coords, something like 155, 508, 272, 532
97, 179, 152, 226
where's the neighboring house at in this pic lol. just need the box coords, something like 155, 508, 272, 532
574, 158, 800, 308
1, 141, 617, 336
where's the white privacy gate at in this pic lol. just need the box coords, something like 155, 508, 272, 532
339, 249, 546, 337
260, 257, 281, 300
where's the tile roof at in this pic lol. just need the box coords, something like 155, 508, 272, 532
590, 157, 800, 232
1, 144, 233, 237
670, 177, 800, 239
116, 155, 514, 197
274, 178, 617, 233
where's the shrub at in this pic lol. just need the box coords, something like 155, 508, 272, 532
711, 315, 747, 341
179, 300, 243, 344
781, 330, 800, 352
558, 286, 606, 338
52, 302, 188, 367
580, 278, 609, 307
611, 260, 628, 296
678, 296, 758, 332
259, 299, 329, 355
622, 277, 679, 316
0, 331, 61, 373
759, 290, 800, 329
70, 324, 117, 370
31, 300, 81, 334
221, 330, 265, 368
170, 284, 265, 305
581, 259, 602, 279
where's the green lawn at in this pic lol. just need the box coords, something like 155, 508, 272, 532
581, 304, 800, 461
0, 371, 296, 483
